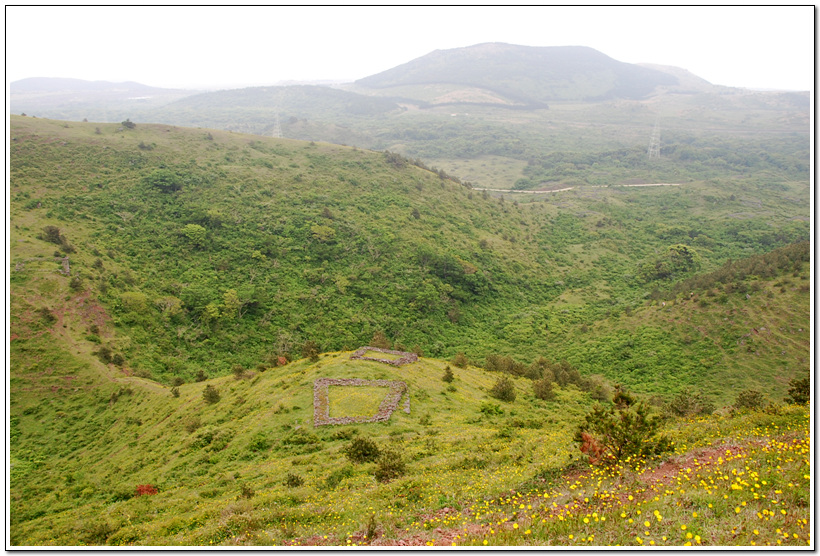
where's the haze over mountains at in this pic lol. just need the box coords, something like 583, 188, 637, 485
8, 43, 749, 118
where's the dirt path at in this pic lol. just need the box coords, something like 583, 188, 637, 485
472, 183, 680, 194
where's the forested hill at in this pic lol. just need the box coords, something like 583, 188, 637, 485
354, 43, 679, 103
9, 116, 808, 395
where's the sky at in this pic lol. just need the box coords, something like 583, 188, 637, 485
5, 5, 815, 91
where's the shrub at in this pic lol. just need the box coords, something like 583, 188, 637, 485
785, 372, 810, 405
532, 378, 556, 401
733, 389, 767, 411
302, 340, 320, 362
247, 431, 272, 452
203, 385, 221, 404
121, 118, 136, 129
489, 376, 516, 402
40, 225, 63, 245
574, 386, 672, 466
135, 484, 158, 496
665, 388, 715, 417
452, 352, 469, 368
283, 473, 304, 488
374, 448, 406, 483
143, 168, 182, 193
442, 366, 454, 383
325, 465, 355, 489
232, 364, 246, 380
343, 436, 380, 464
170, 387, 180, 398
370, 331, 390, 349
77, 519, 118, 544
479, 401, 504, 416
330, 428, 358, 441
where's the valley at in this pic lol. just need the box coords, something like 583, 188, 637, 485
8, 42, 811, 547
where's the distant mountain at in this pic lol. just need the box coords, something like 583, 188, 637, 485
354, 43, 679, 104
636, 64, 716, 93
10, 77, 190, 95
10, 77, 197, 120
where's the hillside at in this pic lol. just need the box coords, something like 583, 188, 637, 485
354, 43, 678, 104
10, 116, 808, 389
8, 116, 811, 547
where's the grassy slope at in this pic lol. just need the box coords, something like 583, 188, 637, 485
9, 117, 811, 546
10, 335, 810, 546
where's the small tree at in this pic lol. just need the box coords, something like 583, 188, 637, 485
490, 376, 516, 402
533, 378, 556, 401
203, 384, 220, 404
785, 372, 810, 405
442, 366, 455, 383
343, 437, 380, 464
666, 388, 715, 417
302, 340, 320, 362
374, 448, 406, 483
451, 352, 468, 369
370, 331, 390, 350
232, 364, 246, 380
182, 224, 207, 248
574, 386, 671, 466
733, 389, 766, 411
41, 225, 64, 245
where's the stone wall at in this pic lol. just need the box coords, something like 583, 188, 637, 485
349, 346, 418, 366
313, 378, 409, 427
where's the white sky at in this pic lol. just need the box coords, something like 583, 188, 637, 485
5, 5, 815, 91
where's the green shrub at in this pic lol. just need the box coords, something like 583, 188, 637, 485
330, 428, 358, 441
374, 448, 406, 483
785, 372, 810, 405
343, 436, 380, 464
40, 225, 63, 245
184, 417, 201, 433
451, 352, 469, 368
489, 375, 516, 402
370, 331, 390, 349
324, 465, 355, 488
574, 386, 671, 466
203, 385, 221, 404
733, 389, 767, 411
283, 473, 304, 488
665, 388, 715, 417
302, 340, 320, 362
532, 378, 556, 401
479, 401, 504, 416
247, 432, 272, 452
442, 366, 454, 383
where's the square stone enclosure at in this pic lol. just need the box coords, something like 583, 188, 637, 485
313, 378, 410, 427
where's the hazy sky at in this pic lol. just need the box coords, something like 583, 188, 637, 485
6, 5, 814, 91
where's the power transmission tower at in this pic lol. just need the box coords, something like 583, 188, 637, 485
271, 111, 282, 138
647, 119, 661, 159
271, 89, 283, 138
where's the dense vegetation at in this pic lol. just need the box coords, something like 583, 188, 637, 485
10, 117, 808, 392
